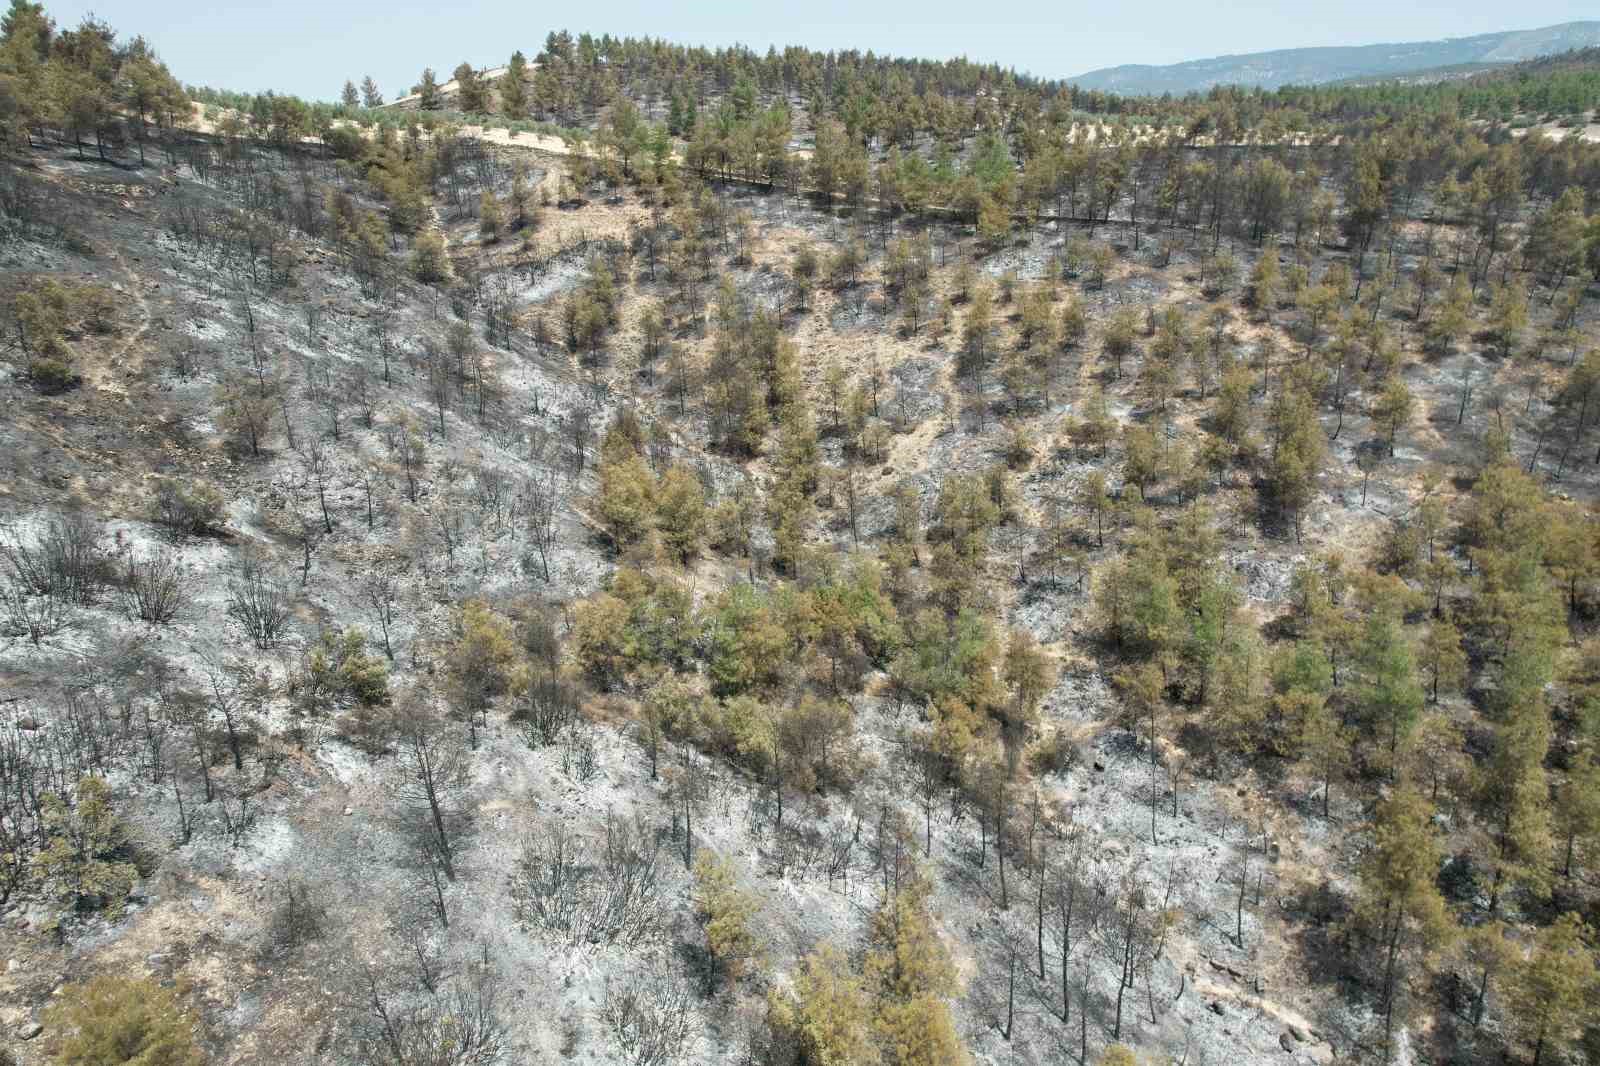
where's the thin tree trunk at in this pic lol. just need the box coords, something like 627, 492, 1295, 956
1037, 869, 1047, 981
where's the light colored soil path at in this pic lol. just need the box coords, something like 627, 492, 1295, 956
96, 246, 154, 394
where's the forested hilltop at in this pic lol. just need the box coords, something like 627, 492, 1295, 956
192, 27, 1600, 152
3, 5, 1600, 1066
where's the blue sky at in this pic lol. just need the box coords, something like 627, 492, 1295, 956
41, 0, 1600, 101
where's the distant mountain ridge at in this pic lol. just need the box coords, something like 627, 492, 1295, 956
1070, 21, 1600, 96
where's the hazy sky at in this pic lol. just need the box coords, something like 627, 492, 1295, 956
42, 0, 1600, 101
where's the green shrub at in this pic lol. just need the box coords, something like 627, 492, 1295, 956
32, 777, 138, 918
13, 279, 117, 357
308, 628, 390, 707
152, 479, 226, 539
1001, 421, 1033, 470
44, 974, 202, 1066
28, 357, 79, 394
410, 229, 451, 283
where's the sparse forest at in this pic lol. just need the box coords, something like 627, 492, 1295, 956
2, 3, 1600, 1065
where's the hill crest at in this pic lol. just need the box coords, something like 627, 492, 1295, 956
1070, 20, 1600, 95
